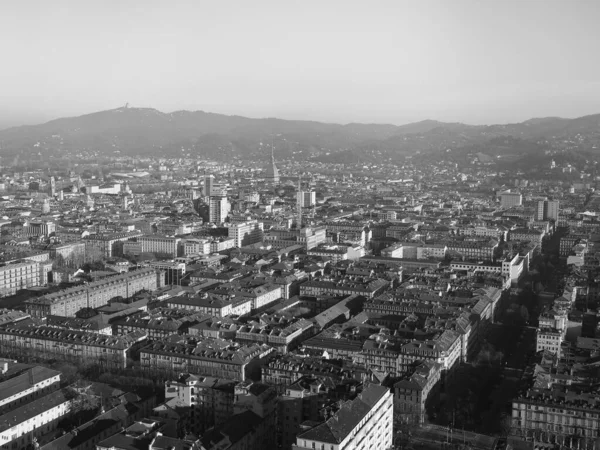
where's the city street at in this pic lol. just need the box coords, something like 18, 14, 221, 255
407, 424, 496, 450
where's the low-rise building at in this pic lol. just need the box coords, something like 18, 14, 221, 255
25, 268, 157, 318
138, 235, 181, 257
393, 361, 441, 424
0, 324, 147, 369
0, 389, 71, 449
536, 327, 563, 357
140, 337, 274, 381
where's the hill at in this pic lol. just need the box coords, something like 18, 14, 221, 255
0, 107, 599, 165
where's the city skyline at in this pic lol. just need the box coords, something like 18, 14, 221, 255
1, 0, 599, 129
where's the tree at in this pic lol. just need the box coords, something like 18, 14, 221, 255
64, 387, 101, 426
499, 413, 513, 437
519, 305, 529, 323
84, 246, 104, 264
82, 261, 105, 273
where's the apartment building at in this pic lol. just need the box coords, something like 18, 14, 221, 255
164, 374, 236, 434
300, 278, 389, 299
509, 228, 545, 245
500, 192, 523, 208
166, 293, 251, 317
183, 238, 211, 255
458, 225, 507, 240
394, 361, 441, 425
25, 268, 157, 318
209, 283, 283, 311
227, 220, 264, 248
46, 315, 113, 335
279, 376, 348, 450
0, 260, 45, 297
262, 354, 369, 386
0, 365, 61, 414
536, 200, 560, 221
264, 226, 327, 250
235, 319, 313, 353
560, 233, 588, 256
209, 237, 235, 253
149, 261, 185, 285
359, 330, 462, 378
23, 220, 56, 237
512, 390, 600, 443
292, 384, 393, 450
445, 239, 499, 260
83, 231, 142, 258
48, 241, 86, 261
138, 235, 181, 257
307, 244, 352, 263
139, 337, 274, 381
0, 325, 147, 369
325, 222, 371, 247
114, 316, 191, 340
298, 191, 316, 208
0, 389, 71, 450
536, 328, 563, 357
209, 197, 230, 224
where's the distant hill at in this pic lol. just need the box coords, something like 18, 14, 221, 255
0, 107, 599, 164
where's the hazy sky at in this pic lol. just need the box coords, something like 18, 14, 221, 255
1, 0, 599, 129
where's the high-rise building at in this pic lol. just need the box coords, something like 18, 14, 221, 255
49, 176, 56, 197
297, 191, 316, 208
536, 200, 560, 221
204, 174, 215, 197
205, 174, 226, 198
209, 197, 230, 224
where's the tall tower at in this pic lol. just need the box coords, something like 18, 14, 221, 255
297, 176, 302, 229
264, 139, 280, 184
49, 176, 56, 197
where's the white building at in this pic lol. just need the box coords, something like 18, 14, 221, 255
227, 220, 264, 248
139, 235, 181, 257
297, 191, 316, 208
293, 384, 393, 450
183, 239, 211, 255
536, 328, 562, 357
0, 390, 71, 448
501, 253, 527, 286
209, 197, 230, 224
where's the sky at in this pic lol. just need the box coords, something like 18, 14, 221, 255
1, 0, 599, 129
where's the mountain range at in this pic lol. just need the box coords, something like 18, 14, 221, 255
0, 107, 599, 165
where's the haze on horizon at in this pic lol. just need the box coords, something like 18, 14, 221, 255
1, 0, 599, 130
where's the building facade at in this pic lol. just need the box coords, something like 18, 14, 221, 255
25, 268, 157, 318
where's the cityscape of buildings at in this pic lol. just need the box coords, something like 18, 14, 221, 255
0, 139, 598, 450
